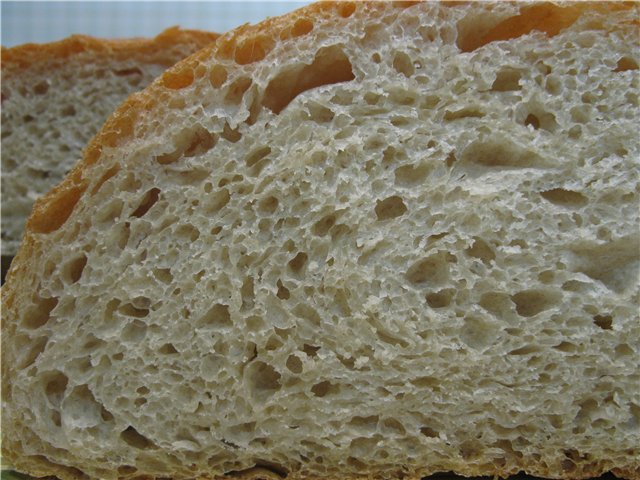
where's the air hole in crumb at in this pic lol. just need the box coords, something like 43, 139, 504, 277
313, 214, 336, 236
291, 17, 314, 37
457, 3, 586, 53
91, 164, 121, 195
461, 316, 497, 350
24, 296, 58, 329
246, 361, 281, 400
365, 92, 381, 105
209, 65, 228, 88
160, 65, 195, 90
246, 461, 289, 478
540, 189, 587, 208
61, 105, 76, 117
593, 315, 612, 330
508, 345, 541, 356
235, 34, 275, 64
157, 126, 216, 164
153, 268, 173, 284
205, 188, 231, 215
443, 108, 484, 121
258, 196, 279, 215
45, 371, 68, 407
131, 188, 160, 218
348, 415, 379, 431
198, 303, 232, 329
288, 252, 308, 273
221, 122, 242, 143
276, 280, 290, 300
420, 426, 438, 438
63, 254, 87, 284
445, 152, 457, 167
118, 303, 150, 318
511, 289, 561, 317
263, 45, 354, 114
120, 426, 156, 449
561, 280, 588, 292
562, 459, 576, 472
293, 304, 322, 326
33, 81, 49, 95
347, 457, 367, 469
329, 224, 351, 242
570, 236, 640, 293
246, 146, 271, 168
285, 354, 303, 374
307, 103, 335, 123
406, 253, 449, 286
381, 418, 406, 435
461, 138, 545, 169
375, 195, 407, 220
465, 237, 495, 265
554, 341, 577, 353
115, 67, 142, 77
426, 288, 455, 308
121, 320, 147, 342
159, 343, 179, 354
524, 113, 540, 129
265, 335, 283, 351
225, 77, 252, 105
615, 344, 633, 357
18, 337, 48, 369
614, 56, 638, 72
393, 51, 414, 77
302, 344, 320, 357
311, 380, 337, 397
51, 410, 61, 427
538, 270, 555, 284
337, 2, 356, 17
240, 276, 255, 311
491, 68, 522, 91
117, 466, 138, 476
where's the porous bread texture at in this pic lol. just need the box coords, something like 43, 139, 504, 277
0, 27, 219, 258
2, 2, 640, 480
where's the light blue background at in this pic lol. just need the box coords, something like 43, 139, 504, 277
1, 2, 312, 47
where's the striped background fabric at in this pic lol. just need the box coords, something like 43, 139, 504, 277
1, 1, 312, 47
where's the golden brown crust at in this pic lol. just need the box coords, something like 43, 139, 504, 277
3, 1, 639, 479
0, 26, 219, 71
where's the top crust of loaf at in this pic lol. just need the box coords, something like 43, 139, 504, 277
0, 27, 220, 71
2, 2, 639, 480
16, 2, 637, 250
0, 27, 219, 258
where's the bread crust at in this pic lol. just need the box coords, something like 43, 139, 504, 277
0, 27, 219, 257
0, 27, 219, 71
2, 2, 639, 479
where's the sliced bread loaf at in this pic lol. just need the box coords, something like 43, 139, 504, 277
1, 27, 219, 262
2, 2, 639, 480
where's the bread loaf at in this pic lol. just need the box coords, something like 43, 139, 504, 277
1, 27, 219, 262
2, 2, 639, 479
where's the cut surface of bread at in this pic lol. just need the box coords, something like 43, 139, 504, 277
0, 27, 219, 259
2, 2, 640, 480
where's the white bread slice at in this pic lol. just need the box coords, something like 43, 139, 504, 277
2, 2, 639, 479
0, 27, 219, 261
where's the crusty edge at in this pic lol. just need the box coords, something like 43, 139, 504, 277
0, 26, 219, 71
2, 1, 639, 479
